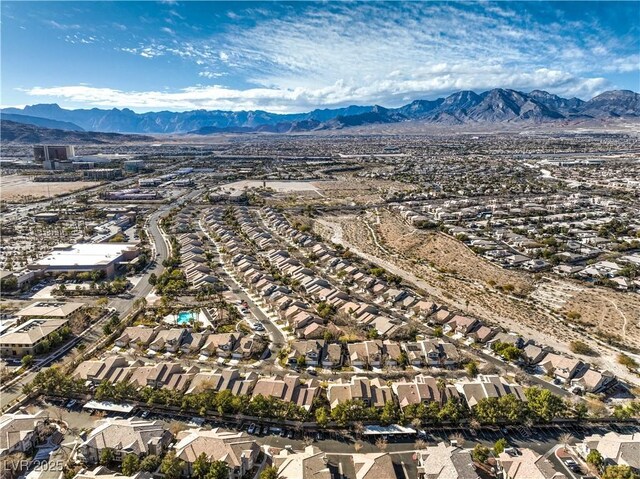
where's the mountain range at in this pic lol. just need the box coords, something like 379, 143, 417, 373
0, 120, 152, 144
1, 89, 638, 135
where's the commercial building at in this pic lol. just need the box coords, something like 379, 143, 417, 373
28, 243, 139, 277
33, 212, 60, 223
124, 159, 145, 172
16, 301, 84, 322
34, 145, 75, 163
0, 318, 69, 357
82, 168, 122, 181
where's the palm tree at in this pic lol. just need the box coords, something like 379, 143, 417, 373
450, 433, 465, 447
436, 378, 447, 403
353, 421, 365, 439
415, 439, 428, 450
375, 437, 388, 452
559, 432, 573, 452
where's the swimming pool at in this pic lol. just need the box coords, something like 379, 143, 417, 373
176, 311, 194, 325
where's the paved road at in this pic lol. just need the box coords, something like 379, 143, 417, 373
197, 218, 286, 352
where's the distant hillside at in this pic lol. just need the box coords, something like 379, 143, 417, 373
0, 113, 84, 131
2, 89, 638, 134
0, 120, 153, 144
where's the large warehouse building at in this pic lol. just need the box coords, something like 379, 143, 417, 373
28, 243, 139, 277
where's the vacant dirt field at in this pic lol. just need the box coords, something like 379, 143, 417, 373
313, 211, 640, 387
561, 288, 640, 348
374, 209, 533, 295
1, 175, 100, 202
220, 179, 320, 193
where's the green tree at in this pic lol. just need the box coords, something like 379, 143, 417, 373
494, 438, 508, 454
160, 451, 184, 479
433, 326, 443, 338
586, 449, 603, 470
139, 455, 161, 472
315, 407, 330, 428
192, 453, 211, 479
465, 360, 479, 378
99, 448, 114, 466
472, 444, 490, 464
296, 355, 306, 368
122, 454, 140, 476
574, 402, 589, 420
380, 400, 400, 425
602, 465, 639, 479
524, 387, 566, 422
21, 355, 34, 368
260, 466, 279, 479
205, 461, 229, 479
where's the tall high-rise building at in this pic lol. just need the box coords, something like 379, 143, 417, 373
33, 145, 75, 162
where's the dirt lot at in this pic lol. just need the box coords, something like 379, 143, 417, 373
312, 210, 640, 387
0, 175, 100, 202
220, 179, 320, 193
374, 209, 533, 294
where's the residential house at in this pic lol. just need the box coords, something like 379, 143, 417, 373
571, 369, 617, 394
148, 328, 187, 353
326, 376, 393, 409
497, 448, 566, 479
352, 453, 398, 479
539, 353, 585, 383
322, 343, 343, 369
456, 375, 526, 408
115, 326, 158, 349
392, 375, 459, 410
445, 315, 479, 336
347, 341, 383, 368
576, 432, 640, 472
522, 344, 548, 365
201, 333, 240, 358
77, 419, 171, 464
0, 411, 47, 457
174, 428, 260, 479
186, 368, 257, 396
251, 374, 319, 411
417, 442, 479, 479
288, 340, 325, 367
273, 445, 331, 479
73, 356, 135, 385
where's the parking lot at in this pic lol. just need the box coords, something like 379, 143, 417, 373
27, 397, 640, 462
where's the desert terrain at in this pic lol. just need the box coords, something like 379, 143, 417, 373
0, 175, 101, 202
310, 208, 640, 388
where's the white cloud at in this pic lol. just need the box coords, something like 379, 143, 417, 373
36, 3, 638, 111
21, 69, 611, 113
198, 71, 227, 79
161, 27, 175, 35
46, 20, 81, 30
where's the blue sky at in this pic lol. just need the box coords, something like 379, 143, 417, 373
2, 1, 639, 113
